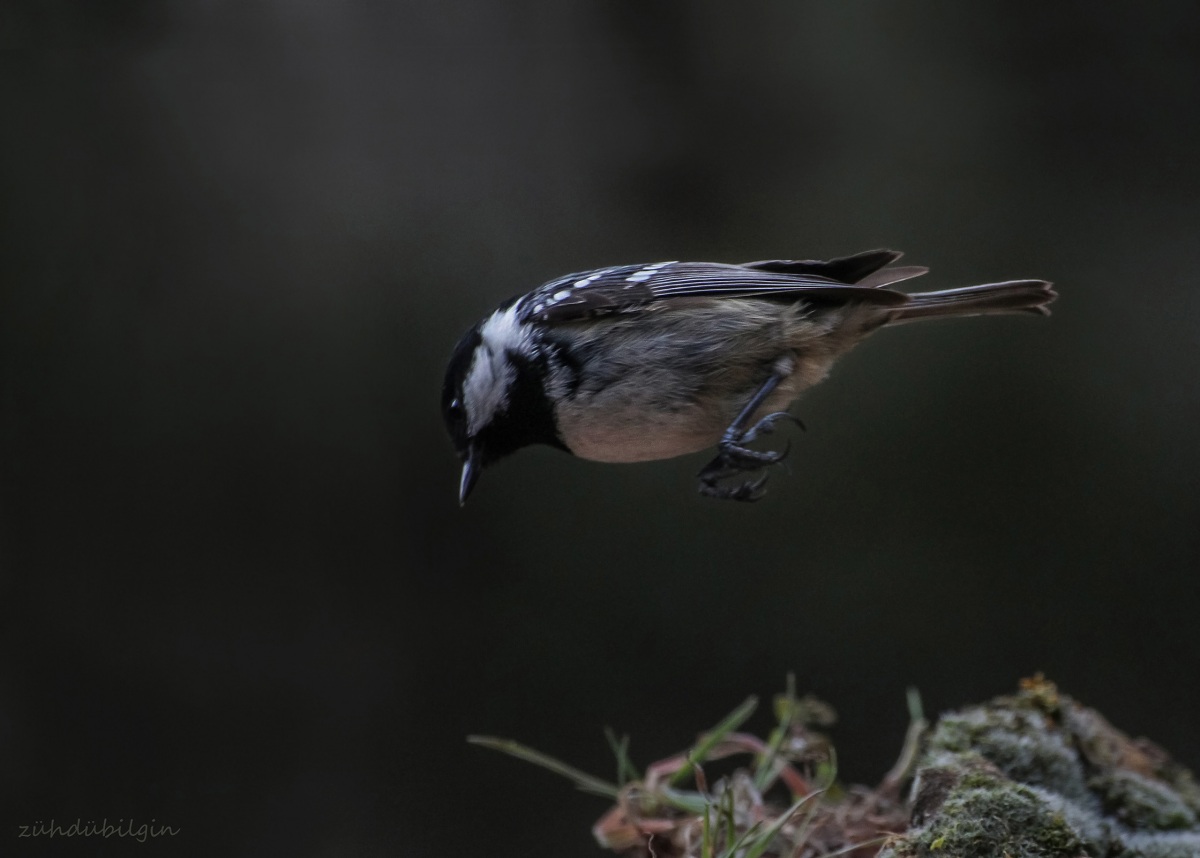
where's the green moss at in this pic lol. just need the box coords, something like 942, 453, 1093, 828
904, 775, 1088, 858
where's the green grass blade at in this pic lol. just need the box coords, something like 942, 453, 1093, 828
722, 786, 736, 847
604, 726, 640, 785
668, 696, 759, 788
717, 821, 764, 858
755, 674, 798, 790
740, 789, 824, 858
655, 786, 710, 814
467, 735, 620, 798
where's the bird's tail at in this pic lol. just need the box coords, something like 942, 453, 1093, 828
888, 280, 1057, 324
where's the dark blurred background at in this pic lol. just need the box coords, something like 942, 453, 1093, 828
3, 2, 1199, 856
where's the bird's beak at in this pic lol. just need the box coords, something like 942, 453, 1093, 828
458, 447, 482, 506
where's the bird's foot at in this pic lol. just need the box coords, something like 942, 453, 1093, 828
696, 412, 804, 502
698, 468, 771, 502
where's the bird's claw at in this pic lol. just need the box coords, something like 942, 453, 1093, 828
740, 411, 806, 444
717, 439, 791, 468
698, 470, 770, 502
696, 412, 803, 502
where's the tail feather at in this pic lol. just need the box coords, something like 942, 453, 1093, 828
889, 279, 1056, 324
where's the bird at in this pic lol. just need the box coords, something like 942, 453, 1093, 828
442, 249, 1055, 503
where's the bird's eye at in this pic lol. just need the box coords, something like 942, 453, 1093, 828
448, 398, 464, 419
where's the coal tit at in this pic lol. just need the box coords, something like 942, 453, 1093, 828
442, 249, 1054, 503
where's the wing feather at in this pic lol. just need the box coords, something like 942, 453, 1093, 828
520, 257, 912, 324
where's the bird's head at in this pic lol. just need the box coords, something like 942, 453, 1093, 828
442, 305, 566, 505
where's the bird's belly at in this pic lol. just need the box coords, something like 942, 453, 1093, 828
554, 386, 802, 464
550, 341, 819, 463
555, 406, 722, 463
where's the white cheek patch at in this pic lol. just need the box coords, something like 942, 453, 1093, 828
463, 305, 530, 435
463, 346, 512, 435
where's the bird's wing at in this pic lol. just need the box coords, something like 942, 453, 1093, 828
520, 259, 913, 325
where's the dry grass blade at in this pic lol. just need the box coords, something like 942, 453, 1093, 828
813, 835, 890, 857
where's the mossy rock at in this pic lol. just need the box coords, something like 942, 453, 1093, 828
880, 678, 1200, 858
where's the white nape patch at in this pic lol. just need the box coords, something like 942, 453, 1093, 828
624, 260, 675, 286
462, 305, 530, 434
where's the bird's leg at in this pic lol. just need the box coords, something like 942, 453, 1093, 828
698, 357, 803, 501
